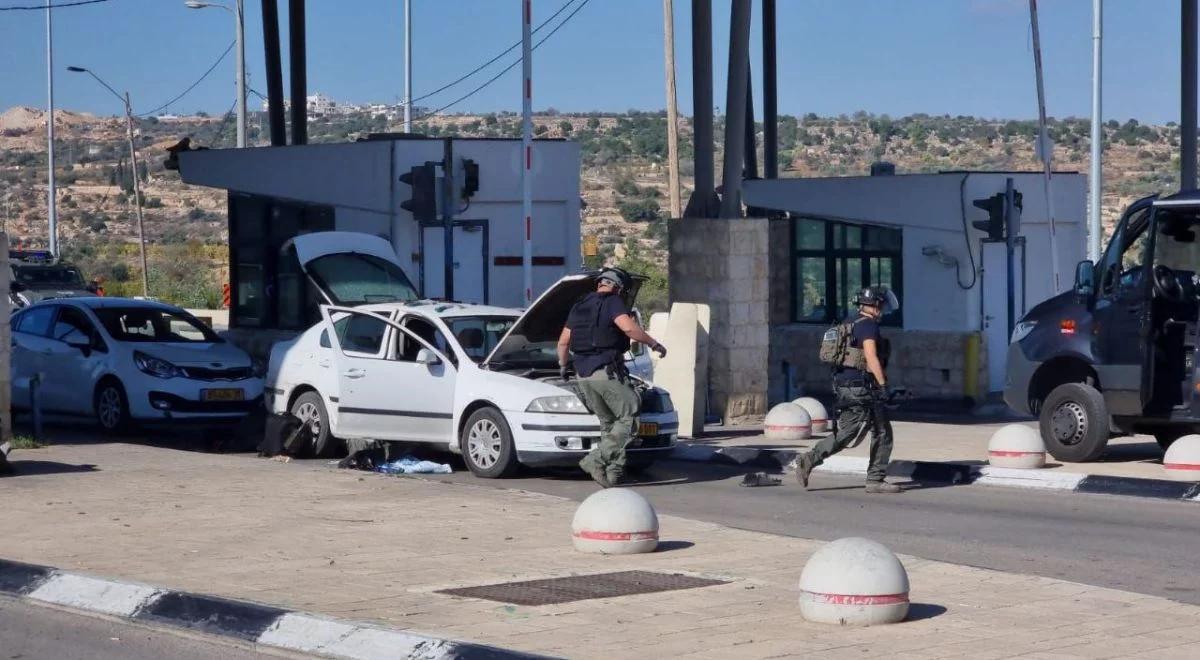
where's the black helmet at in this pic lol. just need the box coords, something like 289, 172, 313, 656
597, 267, 630, 291
853, 286, 899, 313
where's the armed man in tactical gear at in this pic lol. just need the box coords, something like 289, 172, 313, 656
557, 268, 667, 487
797, 286, 902, 494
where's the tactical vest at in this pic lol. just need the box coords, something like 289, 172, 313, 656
818, 317, 869, 371
567, 292, 630, 357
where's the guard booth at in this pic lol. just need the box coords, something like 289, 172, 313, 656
176, 136, 582, 337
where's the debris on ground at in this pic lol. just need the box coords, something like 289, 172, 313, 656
739, 472, 782, 487
375, 456, 453, 475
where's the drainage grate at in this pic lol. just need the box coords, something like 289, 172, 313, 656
437, 570, 728, 606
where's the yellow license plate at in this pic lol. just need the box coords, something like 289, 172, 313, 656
202, 388, 245, 402
638, 422, 659, 437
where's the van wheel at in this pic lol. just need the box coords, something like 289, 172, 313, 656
460, 407, 518, 478
1039, 383, 1109, 462
291, 391, 337, 458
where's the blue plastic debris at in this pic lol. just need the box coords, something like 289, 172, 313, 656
375, 456, 453, 475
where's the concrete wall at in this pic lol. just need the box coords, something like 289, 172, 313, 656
669, 218, 770, 423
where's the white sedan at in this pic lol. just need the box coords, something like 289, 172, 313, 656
266, 275, 679, 478
10, 298, 264, 431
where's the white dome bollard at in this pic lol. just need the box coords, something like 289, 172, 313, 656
798, 537, 910, 626
792, 397, 830, 434
764, 402, 812, 441
572, 488, 659, 554
1163, 435, 1200, 481
987, 424, 1047, 469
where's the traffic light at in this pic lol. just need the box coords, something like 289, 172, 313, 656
400, 163, 438, 223
972, 193, 1005, 241
461, 159, 479, 200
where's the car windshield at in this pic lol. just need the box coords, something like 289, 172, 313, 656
306, 253, 418, 305
15, 265, 84, 286
94, 307, 221, 343
444, 316, 518, 363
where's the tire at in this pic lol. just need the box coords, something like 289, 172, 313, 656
1039, 382, 1109, 462
94, 379, 130, 434
459, 407, 518, 478
1154, 427, 1195, 452
290, 391, 338, 458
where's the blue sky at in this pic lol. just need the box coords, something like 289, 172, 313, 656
0, 0, 1187, 123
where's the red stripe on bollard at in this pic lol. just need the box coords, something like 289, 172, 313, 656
802, 591, 910, 606
573, 530, 659, 541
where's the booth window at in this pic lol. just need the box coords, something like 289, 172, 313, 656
791, 216, 903, 326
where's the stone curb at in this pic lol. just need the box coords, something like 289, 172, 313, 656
0, 557, 549, 660
671, 444, 1200, 502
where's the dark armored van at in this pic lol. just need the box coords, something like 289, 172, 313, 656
1005, 191, 1200, 461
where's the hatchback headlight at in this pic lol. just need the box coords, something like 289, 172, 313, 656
1011, 321, 1037, 344
526, 395, 589, 414
134, 351, 182, 379
251, 357, 267, 378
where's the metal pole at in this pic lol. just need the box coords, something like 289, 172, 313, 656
762, 0, 778, 179
442, 139, 455, 300
288, 0, 307, 145
1183, 0, 1198, 191
743, 64, 757, 180
404, 0, 412, 133
46, 1, 58, 257
125, 93, 149, 298
235, 0, 246, 147
521, 0, 533, 304
687, 0, 714, 218
1088, 0, 1103, 261
261, 0, 286, 146
1005, 178, 1017, 339
719, 0, 752, 219
663, 0, 681, 218
1029, 0, 1061, 294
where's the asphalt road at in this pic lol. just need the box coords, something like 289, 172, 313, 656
0, 597, 302, 660
418, 458, 1200, 605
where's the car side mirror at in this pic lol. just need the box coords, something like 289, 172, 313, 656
66, 337, 92, 357
1074, 260, 1095, 299
415, 348, 442, 366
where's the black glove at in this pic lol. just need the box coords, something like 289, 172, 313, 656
559, 364, 569, 381
652, 342, 667, 359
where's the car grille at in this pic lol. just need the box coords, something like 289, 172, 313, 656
181, 366, 253, 381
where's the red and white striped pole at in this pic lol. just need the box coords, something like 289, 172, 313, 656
521, 0, 534, 304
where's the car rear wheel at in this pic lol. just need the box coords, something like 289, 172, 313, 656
1039, 382, 1109, 462
460, 407, 518, 478
94, 380, 130, 434
291, 391, 338, 458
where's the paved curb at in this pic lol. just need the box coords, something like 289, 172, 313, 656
0, 557, 547, 660
671, 444, 1200, 503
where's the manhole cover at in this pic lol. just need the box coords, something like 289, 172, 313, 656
437, 570, 728, 606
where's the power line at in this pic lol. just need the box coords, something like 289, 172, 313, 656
413, 0, 592, 122
410, 0, 579, 104
0, 0, 110, 10
138, 40, 235, 117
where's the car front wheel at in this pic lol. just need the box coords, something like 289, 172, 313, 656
94, 380, 130, 434
290, 391, 338, 458
1039, 382, 1109, 462
460, 407, 518, 478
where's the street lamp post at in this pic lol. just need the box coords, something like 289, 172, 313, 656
186, 0, 246, 148
67, 66, 150, 298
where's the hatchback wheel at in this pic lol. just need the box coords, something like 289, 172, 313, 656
460, 407, 518, 478
291, 391, 338, 457
94, 380, 130, 434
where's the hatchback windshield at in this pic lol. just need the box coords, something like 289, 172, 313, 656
444, 316, 518, 362
307, 253, 418, 305
94, 308, 221, 343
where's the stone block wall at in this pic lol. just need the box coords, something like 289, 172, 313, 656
668, 218, 770, 423
769, 325, 988, 404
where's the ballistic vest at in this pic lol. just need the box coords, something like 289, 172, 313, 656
567, 292, 630, 360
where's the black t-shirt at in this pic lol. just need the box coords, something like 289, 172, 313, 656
572, 293, 630, 377
835, 314, 883, 384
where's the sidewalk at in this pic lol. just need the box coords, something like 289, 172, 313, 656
5, 440, 1200, 659
684, 419, 1174, 481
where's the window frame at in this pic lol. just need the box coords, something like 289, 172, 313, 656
789, 215, 904, 327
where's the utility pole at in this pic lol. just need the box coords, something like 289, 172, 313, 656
663, 0, 681, 219
46, 0, 58, 257
404, 0, 412, 133
521, 0, 533, 303
235, 0, 246, 147
123, 93, 150, 298
1088, 0, 1103, 261
1028, 0, 1061, 294
1183, 0, 1198, 191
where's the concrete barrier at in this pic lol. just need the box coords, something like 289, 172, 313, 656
798, 537, 909, 626
764, 402, 811, 441
571, 488, 659, 554
987, 424, 1046, 469
792, 397, 830, 434
1163, 435, 1200, 481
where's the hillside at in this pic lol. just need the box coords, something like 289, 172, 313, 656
0, 105, 1184, 309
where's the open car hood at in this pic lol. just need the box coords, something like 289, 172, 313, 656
481, 270, 644, 370
285, 231, 418, 306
